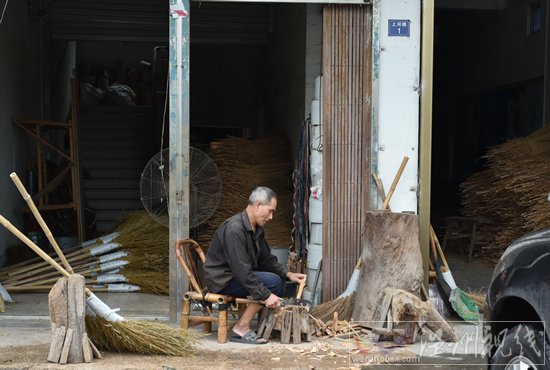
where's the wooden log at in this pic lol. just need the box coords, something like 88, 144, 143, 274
386, 288, 458, 342
352, 212, 424, 323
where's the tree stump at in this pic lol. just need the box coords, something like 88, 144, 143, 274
352, 212, 457, 342
48, 274, 99, 363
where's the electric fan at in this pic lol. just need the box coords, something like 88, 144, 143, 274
140, 147, 222, 228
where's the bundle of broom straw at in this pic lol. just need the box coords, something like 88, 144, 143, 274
202, 135, 294, 249
460, 126, 550, 263
310, 259, 362, 322
0, 172, 196, 356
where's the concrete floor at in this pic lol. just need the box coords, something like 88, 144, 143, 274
0, 254, 495, 368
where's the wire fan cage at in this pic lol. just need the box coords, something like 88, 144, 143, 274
140, 147, 222, 228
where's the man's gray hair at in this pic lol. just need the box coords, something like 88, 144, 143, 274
248, 186, 277, 205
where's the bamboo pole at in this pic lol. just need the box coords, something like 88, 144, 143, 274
11, 172, 73, 273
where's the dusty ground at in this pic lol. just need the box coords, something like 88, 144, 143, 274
0, 338, 425, 370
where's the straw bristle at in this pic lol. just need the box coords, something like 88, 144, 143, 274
310, 293, 355, 323
465, 292, 486, 313
110, 211, 170, 294
122, 271, 169, 295
85, 315, 198, 356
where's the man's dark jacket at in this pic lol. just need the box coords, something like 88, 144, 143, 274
204, 210, 288, 300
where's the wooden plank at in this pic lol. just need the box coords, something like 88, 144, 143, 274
59, 328, 74, 364
281, 310, 292, 344
82, 333, 93, 363
48, 278, 68, 331
67, 274, 86, 363
292, 308, 301, 344
47, 326, 66, 363
262, 310, 276, 340
88, 337, 102, 359
257, 309, 269, 337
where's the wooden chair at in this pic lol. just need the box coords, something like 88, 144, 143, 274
175, 238, 262, 343
442, 216, 491, 262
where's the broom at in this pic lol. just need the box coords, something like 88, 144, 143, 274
0, 215, 196, 355
6, 173, 196, 355
430, 226, 480, 322
309, 259, 361, 322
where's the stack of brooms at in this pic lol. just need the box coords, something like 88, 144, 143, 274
460, 126, 550, 263
1, 211, 169, 295
0, 173, 196, 356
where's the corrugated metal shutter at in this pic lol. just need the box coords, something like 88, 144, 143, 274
48, 1, 272, 44
322, 4, 372, 301
48, 0, 168, 41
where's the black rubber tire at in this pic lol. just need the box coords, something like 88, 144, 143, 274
490, 324, 550, 369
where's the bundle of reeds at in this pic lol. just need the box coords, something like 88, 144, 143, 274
460, 126, 550, 263
202, 135, 294, 249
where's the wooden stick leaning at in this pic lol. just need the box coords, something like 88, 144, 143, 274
371, 173, 391, 211
7, 173, 123, 322
11, 173, 74, 273
382, 156, 409, 210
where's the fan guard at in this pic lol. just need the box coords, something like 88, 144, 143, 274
140, 147, 222, 228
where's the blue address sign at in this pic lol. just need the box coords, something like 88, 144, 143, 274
388, 19, 410, 37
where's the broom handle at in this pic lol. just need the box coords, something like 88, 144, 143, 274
296, 279, 305, 300
382, 156, 409, 210
10, 172, 73, 274
430, 226, 450, 270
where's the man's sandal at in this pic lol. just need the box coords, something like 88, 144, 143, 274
229, 331, 268, 345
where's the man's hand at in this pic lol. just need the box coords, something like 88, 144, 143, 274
286, 271, 307, 284
265, 293, 282, 308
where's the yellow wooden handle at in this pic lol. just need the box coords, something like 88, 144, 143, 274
296, 279, 306, 300
382, 156, 409, 210
10, 172, 73, 273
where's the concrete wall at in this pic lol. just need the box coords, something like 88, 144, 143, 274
375, 0, 421, 213
0, 2, 42, 266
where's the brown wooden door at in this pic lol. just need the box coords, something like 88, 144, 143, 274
322, 4, 372, 301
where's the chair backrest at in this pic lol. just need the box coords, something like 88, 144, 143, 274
175, 239, 207, 295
